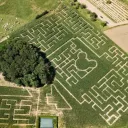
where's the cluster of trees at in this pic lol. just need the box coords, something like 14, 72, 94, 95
70, 0, 86, 9
88, 11, 107, 26
70, 0, 107, 27
101, 21, 107, 27
106, 0, 112, 4
0, 38, 55, 88
90, 12, 98, 21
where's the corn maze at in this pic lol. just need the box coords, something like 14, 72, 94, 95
1, 6, 128, 127
0, 85, 40, 128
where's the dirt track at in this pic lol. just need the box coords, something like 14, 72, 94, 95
104, 24, 128, 53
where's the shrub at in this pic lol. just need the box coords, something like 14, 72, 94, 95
73, 0, 77, 2
106, 0, 112, 4
90, 12, 98, 19
90, 17, 97, 21
70, 2, 75, 6
87, 9, 91, 14
80, 4, 86, 9
75, 3, 80, 9
101, 21, 107, 27
90, 12, 97, 21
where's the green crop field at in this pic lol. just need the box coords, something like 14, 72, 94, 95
0, 5, 128, 128
0, 85, 39, 128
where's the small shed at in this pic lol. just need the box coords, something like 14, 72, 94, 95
40, 118, 53, 128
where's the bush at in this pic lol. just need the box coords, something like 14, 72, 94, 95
80, 4, 86, 9
106, 0, 112, 4
101, 21, 107, 27
75, 3, 80, 9
73, 0, 77, 2
90, 12, 98, 19
87, 9, 91, 14
70, 2, 75, 6
90, 12, 98, 21
90, 17, 97, 21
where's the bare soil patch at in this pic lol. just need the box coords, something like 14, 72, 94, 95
0, 73, 20, 87
0, 0, 7, 6
104, 24, 128, 52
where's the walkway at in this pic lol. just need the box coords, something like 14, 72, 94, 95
0, 36, 9, 43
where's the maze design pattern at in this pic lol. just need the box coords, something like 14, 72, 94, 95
49, 38, 128, 125
6, 7, 128, 126
51, 40, 97, 82
83, 69, 128, 125
0, 88, 39, 127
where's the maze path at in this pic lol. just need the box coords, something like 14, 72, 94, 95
50, 38, 99, 102
83, 69, 128, 125
18, 15, 73, 55
0, 88, 39, 127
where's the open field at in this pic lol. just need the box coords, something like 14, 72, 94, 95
0, 5, 128, 128
104, 24, 128, 53
0, 0, 59, 39
0, 0, 109, 40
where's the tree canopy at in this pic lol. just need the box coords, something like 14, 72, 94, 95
0, 38, 55, 87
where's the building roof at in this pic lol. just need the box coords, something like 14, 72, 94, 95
40, 118, 53, 128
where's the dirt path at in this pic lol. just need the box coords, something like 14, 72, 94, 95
0, 73, 17, 87
104, 24, 128, 52
0, 0, 7, 6
0, 36, 9, 43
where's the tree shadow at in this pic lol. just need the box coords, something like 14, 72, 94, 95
38, 50, 56, 87
47, 65, 56, 84
39, 51, 46, 59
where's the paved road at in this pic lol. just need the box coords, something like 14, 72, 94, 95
78, 0, 115, 26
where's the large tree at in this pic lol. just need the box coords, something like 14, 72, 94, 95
0, 38, 55, 87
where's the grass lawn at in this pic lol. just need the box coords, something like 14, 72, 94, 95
0, 86, 29, 96
34, 0, 59, 10
0, 0, 59, 19
0, 42, 5, 50
0, 0, 59, 38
